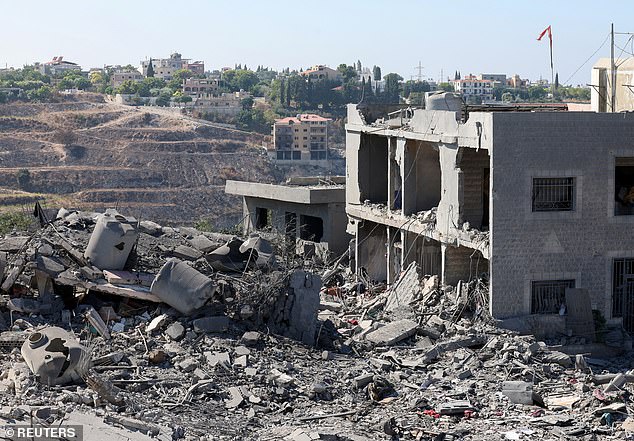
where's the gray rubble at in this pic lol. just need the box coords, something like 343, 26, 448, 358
0, 207, 632, 439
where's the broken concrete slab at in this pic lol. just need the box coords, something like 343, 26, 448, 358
165, 322, 185, 341
502, 381, 535, 405
189, 235, 217, 253
384, 262, 421, 313
0, 236, 30, 252
365, 319, 418, 346
241, 331, 262, 346
205, 351, 230, 368
139, 220, 163, 236
103, 270, 154, 287
172, 245, 203, 261
192, 316, 229, 333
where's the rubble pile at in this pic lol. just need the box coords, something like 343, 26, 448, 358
0, 208, 633, 440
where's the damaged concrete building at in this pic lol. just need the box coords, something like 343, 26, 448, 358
225, 177, 350, 257
345, 96, 634, 331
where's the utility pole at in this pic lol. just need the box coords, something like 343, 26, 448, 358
611, 23, 616, 112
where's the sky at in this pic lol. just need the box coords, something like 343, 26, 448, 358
1, 0, 634, 86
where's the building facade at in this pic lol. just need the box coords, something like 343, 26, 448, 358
141, 53, 192, 80
452, 75, 494, 101
272, 114, 331, 162
300, 65, 342, 83
345, 99, 634, 332
183, 78, 220, 98
111, 71, 144, 88
225, 178, 350, 257
591, 57, 634, 113
193, 91, 250, 115
38, 57, 82, 76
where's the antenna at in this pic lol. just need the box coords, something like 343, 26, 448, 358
414, 61, 424, 82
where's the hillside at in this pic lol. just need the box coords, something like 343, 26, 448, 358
0, 94, 344, 227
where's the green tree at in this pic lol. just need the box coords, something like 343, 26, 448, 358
373, 65, 381, 81
155, 91, 172, 106
383, 73, 403, 103
555, 72, 559, 89
146, 59, 154, 78
116, 80, 138, 95
337, 64, 357, 83
241, 96, 254, 110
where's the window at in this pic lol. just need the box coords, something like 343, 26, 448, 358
255, 207, 271, 229
292, 151, 301, 160
276, 152, 284, 160
615, 157, 634, 215
299, 215, 323, 242
531, 280, 575, 314
612, 258, 634, 317
532, 177, 575, 212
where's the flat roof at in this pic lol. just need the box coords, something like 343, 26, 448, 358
225, 180, 345, 204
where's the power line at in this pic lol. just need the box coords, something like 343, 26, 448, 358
562, 32, 610, 86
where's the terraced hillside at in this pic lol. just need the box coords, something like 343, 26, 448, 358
0, 95, 343, 227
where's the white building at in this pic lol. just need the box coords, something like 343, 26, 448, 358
452, 75, 494, 101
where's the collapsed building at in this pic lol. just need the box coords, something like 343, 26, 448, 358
225, 177, 350, 257
345, 95, 634, 334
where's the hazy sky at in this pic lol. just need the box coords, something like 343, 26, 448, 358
1, 0, 633, 85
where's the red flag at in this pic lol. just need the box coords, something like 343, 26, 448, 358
537, 25, 552, 42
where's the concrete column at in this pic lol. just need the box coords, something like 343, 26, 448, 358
388, 137, 397, 211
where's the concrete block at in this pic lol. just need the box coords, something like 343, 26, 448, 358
365, 319, 418, 346
193, 316, 229, 333
205, 351, 230, 368
502, 381, 534, 405
353, 373, 374, 388
189, 235, 217, 253
241, 331, 262, 346
165, 322, 185, 341
172, 245, 203, 261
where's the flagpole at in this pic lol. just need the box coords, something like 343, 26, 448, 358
550, 33, 554, 102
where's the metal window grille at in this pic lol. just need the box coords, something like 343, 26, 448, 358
612, 258, 634, 318
531, 280, 575, 314
532, 177, 575, 212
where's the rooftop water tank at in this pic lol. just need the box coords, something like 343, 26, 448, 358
425, 92, 463, 120
84, 211, 138, 270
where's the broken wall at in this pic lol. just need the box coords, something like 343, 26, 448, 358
458, 147, 490, 230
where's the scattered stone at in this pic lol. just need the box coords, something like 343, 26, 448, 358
148, 350, 167, 364
165, 322, 185, 341
241, 331, 262, 346
205, 351, 230, 368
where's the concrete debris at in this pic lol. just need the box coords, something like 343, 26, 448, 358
365, 319, 418, 346
1, 205, 634, 439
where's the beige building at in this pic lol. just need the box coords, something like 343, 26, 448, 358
194, 91, 250, 115
273, 114, 330, 162
111, 71, 144, 88
300, 65, 342, 83
183, 78, 220, 98
591, 57, 634, 113
141, 53, 196, 80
